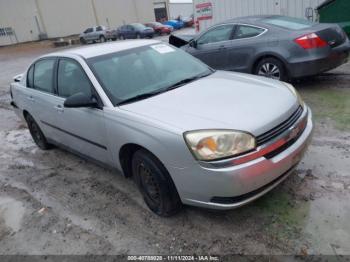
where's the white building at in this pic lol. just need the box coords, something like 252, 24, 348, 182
194, 0, 326, 32
0, 0, 167, 46
169, 0, 194, 19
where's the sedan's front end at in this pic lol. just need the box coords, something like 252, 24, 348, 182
172, 104, 313, 209
141, 28, 155, 38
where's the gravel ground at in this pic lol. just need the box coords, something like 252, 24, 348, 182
0, 30, 349, 256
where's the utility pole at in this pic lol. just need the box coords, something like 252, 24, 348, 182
34, 0, 47, 34
91, 0, 99, 25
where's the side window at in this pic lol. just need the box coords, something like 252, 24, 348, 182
27, 65, 34, 88
57, 59, 92, 98
96, 26, 103, 31
84, 28, 93, 33
33, 59, 55, 93
197, 24, 234, 45
234, 25, 265, 39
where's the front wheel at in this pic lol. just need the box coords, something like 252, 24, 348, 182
254, 58, 287, 81
80, 37, 86, 45
132, 149, 182, 216
25, 114, 53, 150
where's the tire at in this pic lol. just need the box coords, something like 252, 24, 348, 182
80, 37, 86, 45
99, 35, 106, 43
132, 149, 182, 216
25, 114, 53, 150
254, 57, 287, 81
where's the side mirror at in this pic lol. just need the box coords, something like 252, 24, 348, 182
64, 93, 99, 108
190, 40, 197, 48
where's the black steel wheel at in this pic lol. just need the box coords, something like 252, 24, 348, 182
80, 37, 86, 45
25, 114, 53, 150
132, 149, 182, 216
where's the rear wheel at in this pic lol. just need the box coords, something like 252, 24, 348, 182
254, 57, 287, 81
99, 35, 106, 43
25, 114, 53, 150
132, 149, 182, 216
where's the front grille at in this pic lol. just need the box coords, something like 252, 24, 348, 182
256, 106, 303, 146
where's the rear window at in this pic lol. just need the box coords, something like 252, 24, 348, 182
263, 16, 315, 30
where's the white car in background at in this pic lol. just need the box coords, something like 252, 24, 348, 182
79, 25, 117, 44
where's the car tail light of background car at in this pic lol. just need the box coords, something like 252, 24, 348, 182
294, 33, 328, 49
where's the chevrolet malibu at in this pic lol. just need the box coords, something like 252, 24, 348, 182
10, 40, 313, 216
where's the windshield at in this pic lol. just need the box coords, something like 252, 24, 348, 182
263, 16, 315, 30
88, 44, 212, 105
131, 23, 146, 30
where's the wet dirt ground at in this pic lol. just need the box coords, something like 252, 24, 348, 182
0, 36, 349, 256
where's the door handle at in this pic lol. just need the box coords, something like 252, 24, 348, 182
55, 105, 64, 113
218, 45, 226, 50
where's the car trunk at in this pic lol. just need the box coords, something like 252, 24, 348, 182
314, 24, 347, 48
169, 34, 195, 47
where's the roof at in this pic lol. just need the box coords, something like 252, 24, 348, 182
225, 15, 277, 24
45, 39, 161, 59
316, 0, 336, 10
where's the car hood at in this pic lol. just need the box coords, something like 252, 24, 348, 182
120, 71, 300, 136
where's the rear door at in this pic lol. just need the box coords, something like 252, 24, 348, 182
226, 24, 267, 72
53, 57, 110, 164
187, 24, 235, 70
24, 58, 61, 140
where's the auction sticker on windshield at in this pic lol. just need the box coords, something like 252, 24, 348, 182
151, 44, 175, 54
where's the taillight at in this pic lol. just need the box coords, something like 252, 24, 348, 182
294, 33, 328, 49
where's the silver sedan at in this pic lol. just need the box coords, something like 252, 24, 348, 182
10, 40, 313, 216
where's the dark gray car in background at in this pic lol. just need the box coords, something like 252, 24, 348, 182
117, 23, 154, 40
170, 16, 350, 81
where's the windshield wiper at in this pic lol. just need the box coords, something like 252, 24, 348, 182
117, 91, 163, 106
164, 71, 213, 92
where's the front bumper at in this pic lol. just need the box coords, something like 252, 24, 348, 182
141, 32, 154, 38
288, 41, 350, 78
169, 107, 313, 210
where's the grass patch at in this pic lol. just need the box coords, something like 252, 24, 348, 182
299, 87, 350, 130
255, 190, 309, 227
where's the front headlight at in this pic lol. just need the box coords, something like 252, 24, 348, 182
184, 130, 256, 161
284, 82, 304, 108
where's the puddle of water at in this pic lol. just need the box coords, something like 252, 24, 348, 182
0, 197, 26, 232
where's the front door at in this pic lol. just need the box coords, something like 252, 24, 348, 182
187, 24, 235, 70
53, 58, 111, 165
